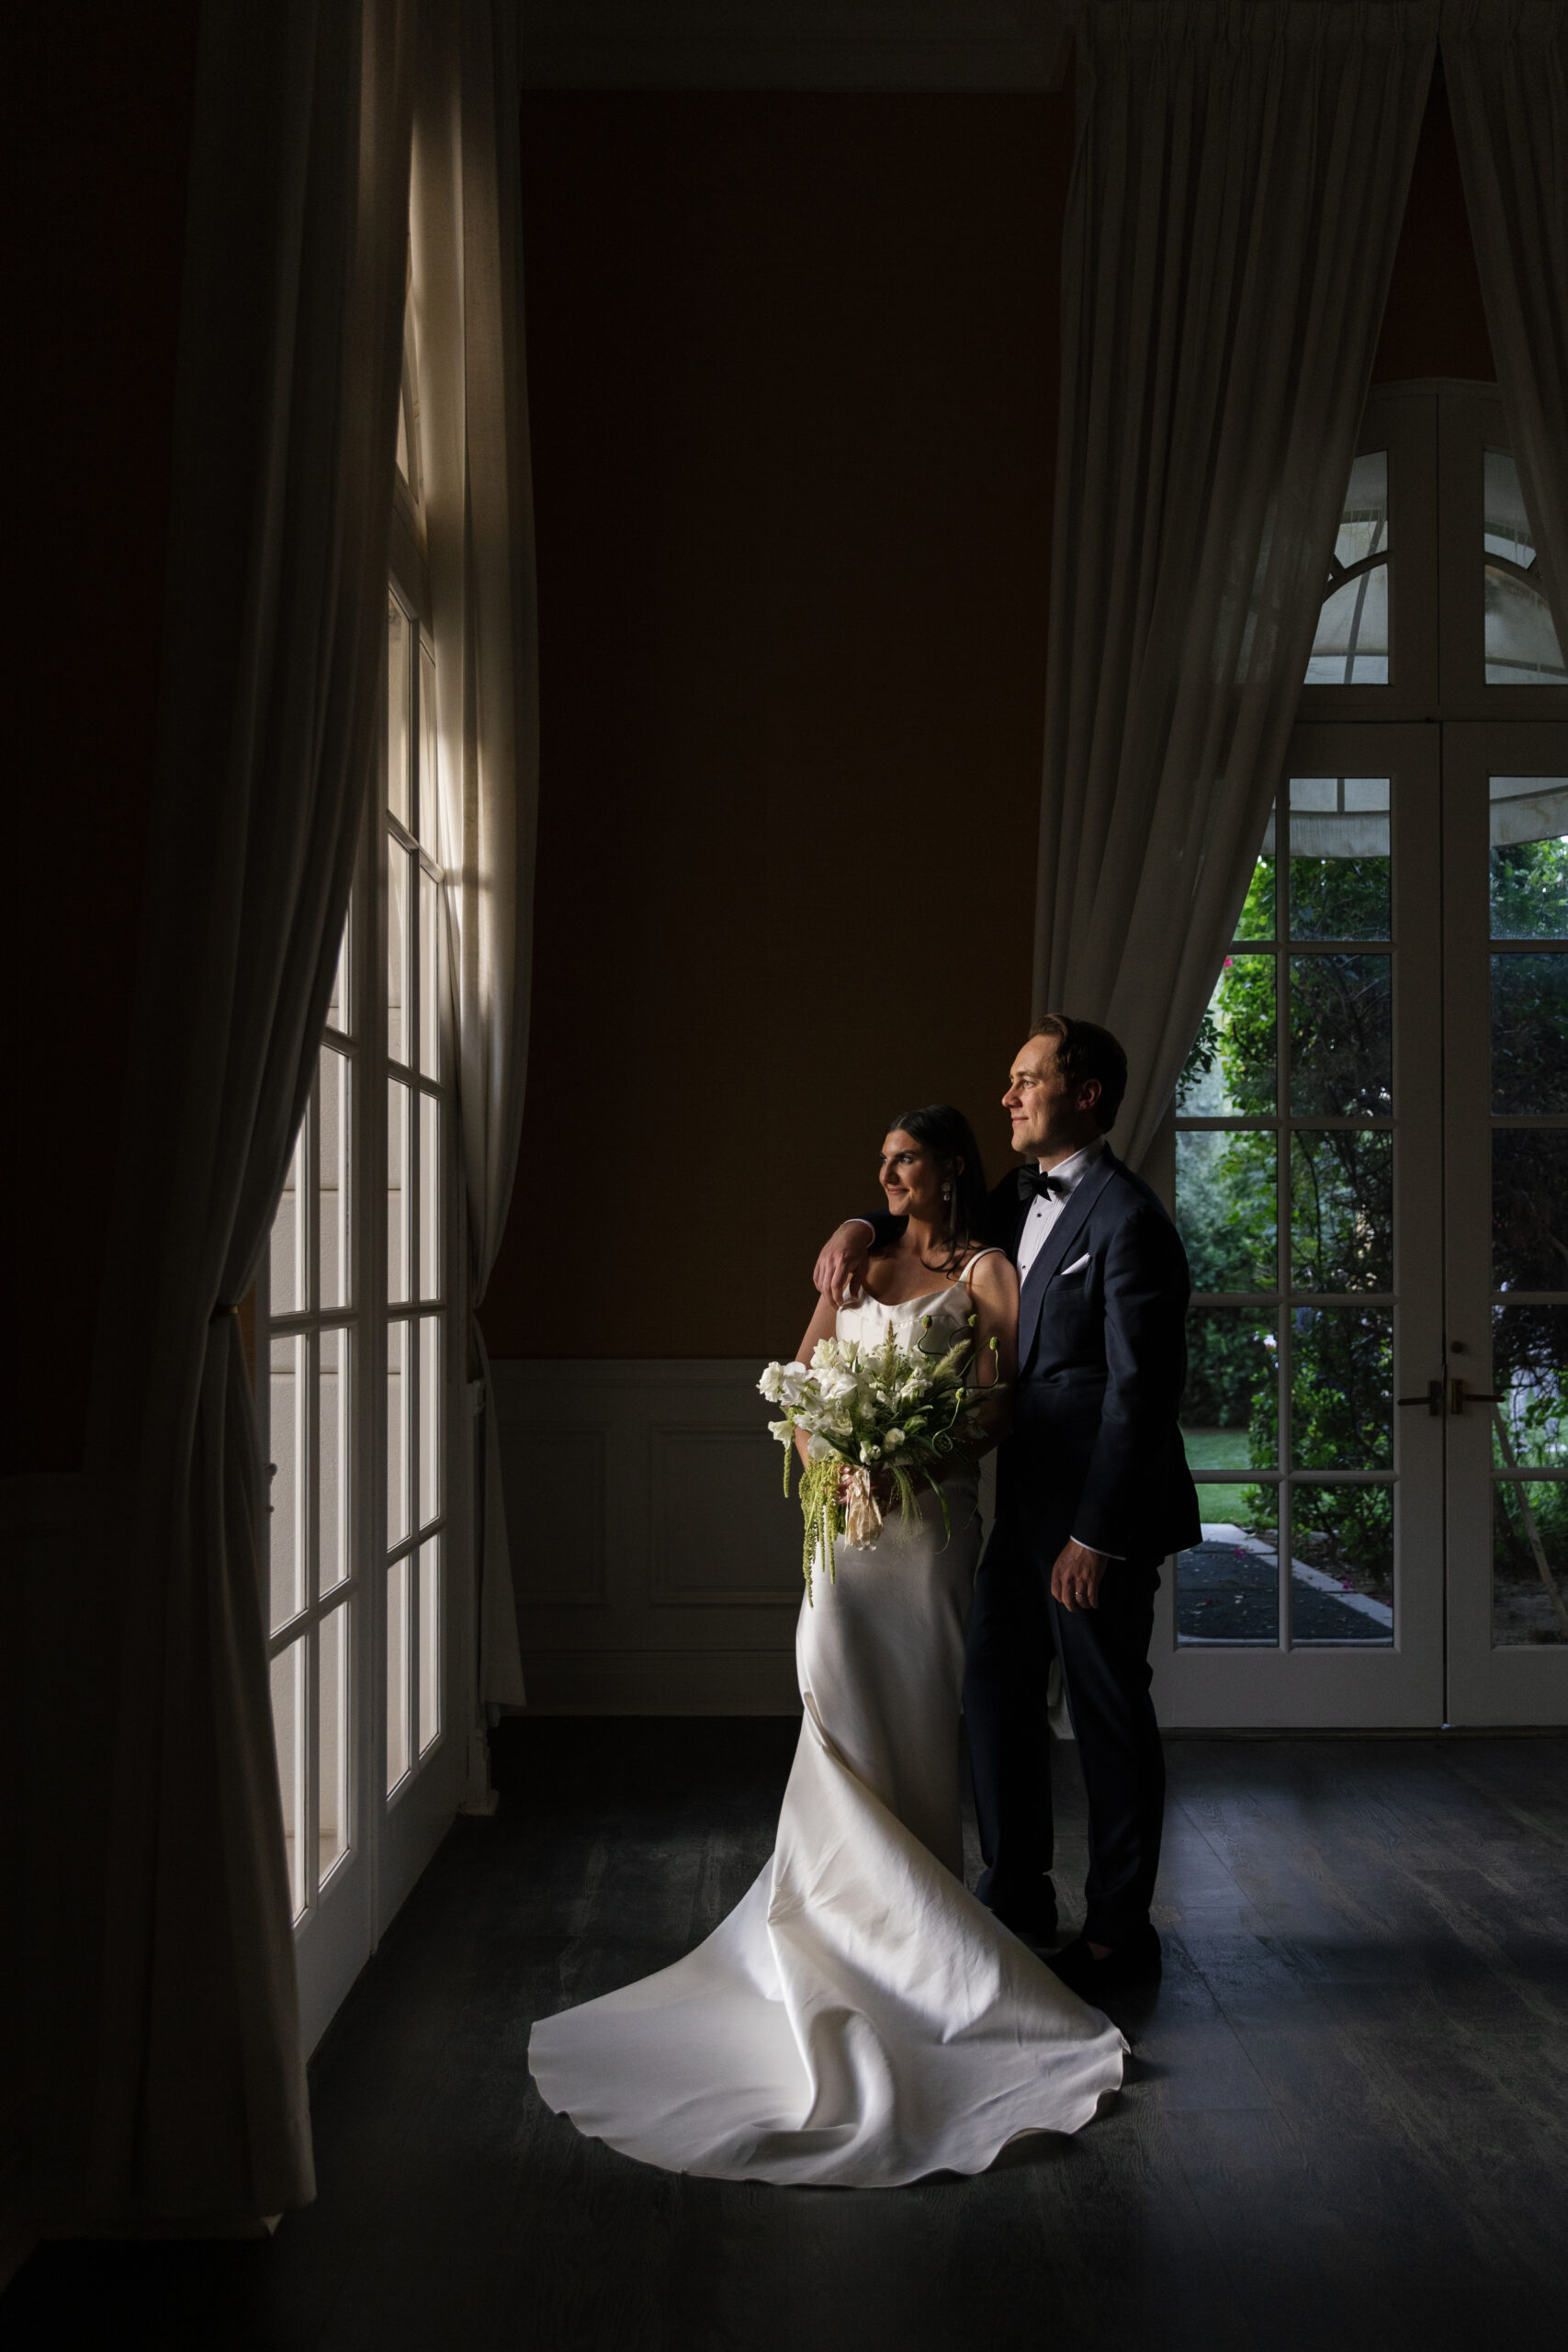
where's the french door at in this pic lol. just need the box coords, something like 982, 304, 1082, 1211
1442, 725, 1568, 1723
262, 582, 467, 2055
1153, 385, 1567, 1727
1156, 728, 1446, 1724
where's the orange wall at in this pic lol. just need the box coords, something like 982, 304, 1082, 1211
487, 93, 1074, 1363
10, 64, 1496, 1452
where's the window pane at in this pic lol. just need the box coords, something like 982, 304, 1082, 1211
1494, 1130, 1568, 1291
388, 840, 409, 1067
419, 1536, 441, 1755
1178, 956, 1276, 1113
1289, 1485, 1393, 1645
1290, 1131, 1393, 1293
1490, 780, 1568, 938
419, 865, 440, 1077
1287, 779, 1389, 939
1483, 447, 1537, 566
1306, 565, 1389, 685
1337, 450, 1391, 567
1181, 1307, 1280, 1476
419, 1093, 440, 1301
318, 1328, 349, 1598
419, 641, 439, 854
1178, 1497, 1279, 1646
1493, 1306, 1568, 1473
1289, 954, 1392, 1116
270, 1639, 306, 1920
1491, 954, 1568, 1114
1233, 850, 1277, 942
1492, 1482, 1568, 1647
419, 1313, 441, 1526
269, 1334, 306, 1632
1176, 1131, 1276, 1293
271, 1117, 306, 1317
326, 908, 350, 1035
386, 1556, 411, 1792
1290, 1306, 1393, 1469
1484, 568, 1567, 686
388, 1077, 410, 1302
388, 596, 412, 827
387, 1318, 409, 1549
319, 1599, 350, 1886
319, 1046, 349, 1310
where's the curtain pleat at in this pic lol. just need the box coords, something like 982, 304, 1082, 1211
411, 2, 537, 1713
1035, 1, 1436, 1169
1443, 0, 1568, 647
83, 0, 416, 2219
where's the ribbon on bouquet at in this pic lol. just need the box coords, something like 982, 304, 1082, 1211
842, 1467, 885, 1550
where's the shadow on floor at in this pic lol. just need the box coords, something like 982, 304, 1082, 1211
6, 1720, 1568, 2352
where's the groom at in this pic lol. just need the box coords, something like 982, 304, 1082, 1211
813, 1016, 1199, 1996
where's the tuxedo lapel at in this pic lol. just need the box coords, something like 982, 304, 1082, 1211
1018, 1148, 1120, 1367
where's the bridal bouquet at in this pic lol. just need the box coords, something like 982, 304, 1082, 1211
759, 1319, 1002, 1600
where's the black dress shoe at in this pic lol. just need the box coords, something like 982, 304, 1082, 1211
985, 1900, 1059, 1949
1048, 1926, 1162, 1997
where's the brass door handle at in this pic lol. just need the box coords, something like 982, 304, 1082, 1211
1450, 1377, 1501, 1416
1396, 1380, 1443, 1418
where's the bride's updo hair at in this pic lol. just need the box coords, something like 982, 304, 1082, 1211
886, 1104, 988, 1273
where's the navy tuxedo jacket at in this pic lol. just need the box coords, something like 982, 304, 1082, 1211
868, 1148, 1201, 1564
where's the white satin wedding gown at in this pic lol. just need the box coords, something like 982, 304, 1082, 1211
528, 1256, 1126, 2186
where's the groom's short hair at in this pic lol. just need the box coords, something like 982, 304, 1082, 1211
1029, 1014, 1127, 1132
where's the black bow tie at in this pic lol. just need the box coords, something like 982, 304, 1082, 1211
1018, 1167, 1069, 1204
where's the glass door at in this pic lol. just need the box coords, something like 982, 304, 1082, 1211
1155, 726, 1445, 1725
1443, 725, 1568, 1723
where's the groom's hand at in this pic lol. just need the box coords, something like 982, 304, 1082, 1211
1051, 1539, 1109, 1612
814, 1219, 874, 1306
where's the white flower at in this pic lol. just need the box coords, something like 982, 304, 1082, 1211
816, 1364, 858, 1402
807, 1431, 836, 1462
861, 1442, 881, 1463
758, 1363, 787, 1401
767, 1419, 793, 1442
885, 1429, 906, 1450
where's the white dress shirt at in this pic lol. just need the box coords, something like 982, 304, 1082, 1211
1015, 1136, 1107, 1283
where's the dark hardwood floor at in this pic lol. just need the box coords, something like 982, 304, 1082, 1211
7, 1720, 1568, 2351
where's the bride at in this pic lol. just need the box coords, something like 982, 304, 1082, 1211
529, 1104, 1125, 2187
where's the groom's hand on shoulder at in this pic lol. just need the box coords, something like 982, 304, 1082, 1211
814, 1219, 874, 1306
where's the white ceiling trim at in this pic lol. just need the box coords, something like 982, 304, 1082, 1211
516, 1, 1077, 92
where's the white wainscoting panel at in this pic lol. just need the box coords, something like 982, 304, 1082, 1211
491, 1362, 807, 1712
491, 1360, 1001, 1713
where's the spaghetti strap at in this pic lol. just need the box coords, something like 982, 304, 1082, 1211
961, 1246, 1007, 1289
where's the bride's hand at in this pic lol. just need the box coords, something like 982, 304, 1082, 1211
814, 1220, 874, 1306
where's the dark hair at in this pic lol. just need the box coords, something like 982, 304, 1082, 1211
883, 1104, 989, 1272
1028, 1014, 1128, 1132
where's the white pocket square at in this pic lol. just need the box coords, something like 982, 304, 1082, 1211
1059, 1252, 1091, 1276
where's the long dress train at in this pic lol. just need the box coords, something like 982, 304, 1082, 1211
528, 1261, 1126, 2187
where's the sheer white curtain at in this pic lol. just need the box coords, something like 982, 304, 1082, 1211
82, 0, 415, 2220
1034, 0, 1436, 1169
1443, 0, 1568, 645
410, 1, 538, 1714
